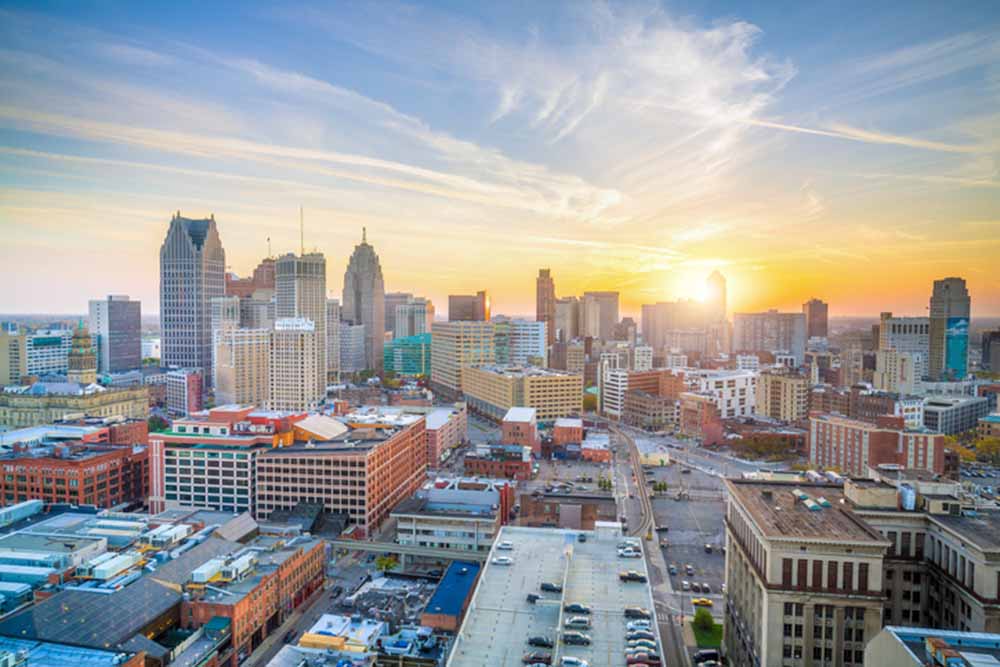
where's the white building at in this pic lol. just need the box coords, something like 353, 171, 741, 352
25, 329, 73, 376
873, 348, 917, 394
736, 354, 761, 371
878, 312, 930, 381
688, 368, 757, 418
633, 345, 653, 371
268, 318, 321, 412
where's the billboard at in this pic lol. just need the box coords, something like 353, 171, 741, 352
945, 316, 969, 379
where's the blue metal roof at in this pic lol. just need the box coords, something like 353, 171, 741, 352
424, 561, 481, 618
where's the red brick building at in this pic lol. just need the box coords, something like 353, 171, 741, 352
679, 392, 724, 446
464, 444, 533, 480
808, 413, 945, 476
501, 407, 539, 454
225, 258, 275, 298
552, 417, 584, 446
0, 441, 149, 507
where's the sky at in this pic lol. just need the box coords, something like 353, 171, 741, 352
0, 1, 998, 319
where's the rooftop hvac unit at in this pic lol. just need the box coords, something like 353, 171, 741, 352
803, 499, 821, 512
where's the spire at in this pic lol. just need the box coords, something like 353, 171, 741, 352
362, 226, 367, 243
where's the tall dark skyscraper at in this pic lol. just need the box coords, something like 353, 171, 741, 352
929, 276, 970, 380
536, 269, 556, 347
89, 294, 141, 373
342, 228, 385, 372
802, 297, 829, 339
159, 213, 226, 385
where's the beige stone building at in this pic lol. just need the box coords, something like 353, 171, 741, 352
267, 318, 321, 412
213, 327, 271, 407
756, 371, 810, 423
429, 321, 495, 398
0, 384, 149, 428
462, 364, 583, 423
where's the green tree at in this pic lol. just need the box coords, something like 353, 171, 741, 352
693, 607, 714, 633
374, 555, 398, 572
148, 415, 169, 433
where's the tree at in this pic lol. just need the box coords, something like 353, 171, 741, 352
974, 437, 1000, 464
693, 607, 714, 633
148, 415, 169, 433
374, 555, 398, 572
582, 394, 598, 412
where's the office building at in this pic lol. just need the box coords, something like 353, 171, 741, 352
493, 318, 547, 367
384, 291, 414, 335
687, 368, 758, 418
803, 298, 829, 339
462, 365, 583, 423
979, 414, 1000, 439
929, 277, 971, 381
166, 369, 203, 417
580, 290, 619, 340
623, 389, 677, 431
425, 404, 468, 467
878, 312, 930, 381
225, 256, 275, 297
0, 383, 149, 428
873, 348, 918, 394
733, 310, 807, 366
384, 333, 431, 376
257, 411, 426, 534
25, 328, 73, 376
326, 298, 340, 381
213, 328, 270, 407
159, 213, 226, 386
210, 294, 241, 334
276, 251, 326, 394
641, 299, 707, 352
0, 328, 27, 385
923, 396, 990, 435
338, 322, 366, 374
394, 297, 434, 338
448, 290, 490, 322
393, 477, 514, 553
756, 371, 809, 423
239, 295, 274, 330
723, 479, 889, 667
554, 296, 580, 342
342, 229, 385, 372
65, 324, 97, 386
809, 413, 945, 475
268, 318, 322, 413
430, 321, 495, 398
88, 295, 141, 373
536, 269, 556, 346
707, 270, 727, 323
983, 330, 1000, 371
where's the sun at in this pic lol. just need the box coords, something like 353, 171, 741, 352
674, 271, 709, 302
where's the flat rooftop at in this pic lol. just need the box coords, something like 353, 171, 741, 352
474, 365, 580, 379
931, 512, 1000, 552
727, 480, 887, 544
884, 626, 1000, 665
503, 407, 536, 423
0, 636, 138, 667
391, 497, 497, 520
448, 525, 660, 667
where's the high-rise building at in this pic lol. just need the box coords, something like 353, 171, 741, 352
159, 213, 226, 386
554, 297, 580, 343
756, 371, 809, 422
448, 290, 490, 322
877, 312, 930, 380
25, 328, 73, 376
268, 318, 321, 412
213, 327, 270, 406
384, 292, 414, 334
984, 330, 1000, 372
536, 269, 556, 347
581, 291, 619, 341
66, 323, 97, 385
493, 319, 547, 367
384, 333, 431, 376
733, 310, 807, 366
326, 298, 341, 381
706, 270, 727, 323
276, 251, 326, 394
225, 257, 275, 297
929, 277, 971, 380
430, 321, 495, 398
88, 295, 141, 373
339, 322, 366, 374
166, 368, 203, 416
209, 295, 241, 335
342, 229, 385, 372
395, 298, 434, 338
0, 328, 27, 385
802, 298, 829, 339
640, 299, 705, 352
873, 348, 917, 394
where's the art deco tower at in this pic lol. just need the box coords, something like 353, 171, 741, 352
342, 228, 385, 372
66, 322, 97, 385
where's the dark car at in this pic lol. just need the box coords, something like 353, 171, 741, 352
540, 582, 563, 593
522, 652, 552, 665
694, 649, 721, 664
624, 607, 652, 619
627, 631, 656, 641
331, 585, 344, 598
562, 631, 592, 646
283, 630, 297, 643
526, 593, 542, 604
528, 636, 554, 648
563, 602, 592, 615
627, 655, 661, 665
620, 570, 648, 583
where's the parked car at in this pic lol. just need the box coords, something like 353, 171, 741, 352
564, 603, 592, 615
627, 631, 656, 642
620, 570, 647, 583
692, 597, 713, 607
577, 533, 587, 543
528, 636, 554, 648
627, 620, 652, 631
702, 583, 711, 593
624, 607, 652, 619
526, 593, 542, 604
618, 548, 642, 558
668, 564, 677, 575
694, 649, 721, 664
704, 544, 713, 553
685, 564, 695, 575
561, 658, 589, 667
681, 580, 690, 591
564, 616, 591, 629
562, 632, 592, 646
540, 582, 563, 593
522, 652, 552, 665
498, 541, 514, 550
627, 654, 661, 665
691, 582, 702, 593
492, 556, 514, 566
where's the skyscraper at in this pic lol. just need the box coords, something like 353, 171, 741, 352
384, 292, 414, 334
326, 298, 341, 381
395, 298, 434, 338
448, 291, 490, 321
213, 327, 270, 406
159, 213, 226, 386
929, 277, 971, 380
276, 251, 326, 394
802, 298, 829, 339
706, 270, 727, 323
268, 318, 321, 412
342, 229, 385, 372
732, 310, 807, 365
581, 291, 619, 340
554, 297, 580, 343
0, 328, 26, 385
88, 294, 141, 373
536, 269, 556, 346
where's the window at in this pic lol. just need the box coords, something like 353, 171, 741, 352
782, 558, 793, 587
887, 531, 897, 556
794, 624, 803, 638
813, 646, 822, 660
785, 602, 794, 616
797, 559, 808, 589
783, 624, 792, 637
828, 561, 838, 589
859, 563, 869, 592
901, 531, 911, 557
844, 562, 854, 591
813, 560, 823, 589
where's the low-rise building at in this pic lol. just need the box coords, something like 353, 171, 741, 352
552, 417, 584, 446
166, 368, 203, 416
393, 478, 514, 553
623, 388, 677, 431
866, 626, 1000, 666
679, 391, 724, 445
0, 382, 149, 429
979, 413, 1000, 439
924, 396, 991, 435
809, 413, 945, 476
500, 407, 538, 453
425, 403, 467, 468
462, 365, 582, 423
756, 371, 810, 423
463, 444, 532, 481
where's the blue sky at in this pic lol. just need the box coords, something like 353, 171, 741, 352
1, 1, 998, 317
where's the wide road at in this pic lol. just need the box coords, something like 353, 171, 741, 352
611, 424, 690, 667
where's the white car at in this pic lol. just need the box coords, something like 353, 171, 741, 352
492, 556, 513, 566
497, 541, 514, 551
561, 658, 589, 667
618, 548, 641, 558
627, 620, 652, 631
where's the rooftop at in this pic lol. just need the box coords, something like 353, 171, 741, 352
882, 625, 1000, 666
473, 365, 580, 379
554, 417, 583, 429
448, 524, 660, 667
931, 512, 1000, 552
981, 414, 1000, 424
391, 497, 497, 520
424, 561, 481, 618
726, 480, 888, 544
503, 407, 536, 423
0, 636, 139, 667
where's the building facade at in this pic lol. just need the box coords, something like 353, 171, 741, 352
929, 277, 971, 381
756, 372, 809, 423
88, 295, 141, 373
25, 329, 73, 377
166, 369, 203, 417
803, 298, 829, 339
808, 414, 945, 475
0, 384, 149, 428
268, 318, 321, 413
213, 328, 270, 407
384, 333, 431, 376
580, 291, 619, 341
341, 230, 385, 372
493, 319, 547, 367
877, 313, 930, 381
923, 396, 990, 435
160, 213, 226, 387
430, 321, 495, 398
0, 328, 27, 385
275, 251, 326, 395
448, 291, 490, 322
461, 365, 583, 423
733, 310, 807, 366
338, 322, 366, 374
536, 269, 556, 347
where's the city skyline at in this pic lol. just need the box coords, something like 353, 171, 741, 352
1, 2, 998, 318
